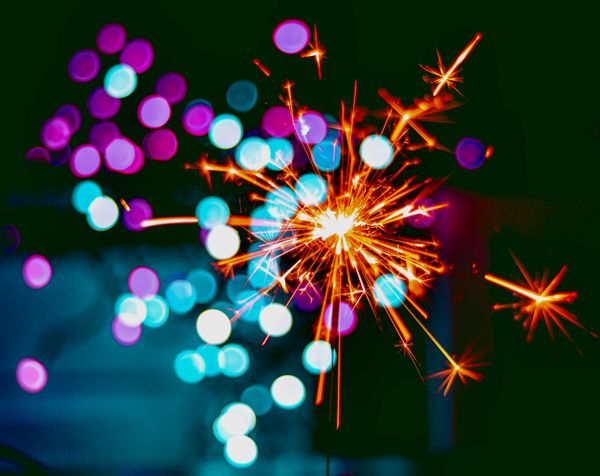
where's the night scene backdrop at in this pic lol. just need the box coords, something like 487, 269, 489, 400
1, 1, 599, 475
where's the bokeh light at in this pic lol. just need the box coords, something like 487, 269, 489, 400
122, 198, 153, 231
112, 315, 142, 346
72, 180, 102, 214
247, 254, 279, 289
407, 197, 436, 229
182, 101, 214, 136
115, 294, 147, 327
312, 138, 341, 172
195, 196, 230, 229
104, 64, 137, 99
292, 282, 322, 312
143, 128, 178, 161
22, 255, 52, 289
262, 106, 293, 137
144, 295, 169, 328
294, 110, 327, 145
174, 350, 206, 383
196, 309, 232, 345
120, 39, 154, 74
273, 19, 310, 54
218, 344, 250, 377
224, 435, 258, 468
96, 23, 126, 54
137, 95, 171, 128
359, 134, 394, 169
455, 137, 486, 170
198, 345, 220, 377
249, 206, 282, 241
258, 303, 293, 337
205, 225, 240, 260
373, 274, 407, 308
87, 196, 119, 231
266, 185, 298, 219
187, 268, 218, 304
323, 301, 357, 335
295, 173, 328, 206
165, 279, 197, 314
156, 72, 187, 104
16, 358, 48, 393
241, 384, 272, 416
302, 340, 336, 374
88, 87, 121, 120
235, 137, 270, 170
70, 145, 101, 178
89, 121, 120, 153
68, 49, 100, 83
265, 137, 294, 170
105, 138, 135, 171
226, 80, 258, 113
56, 104, 81, 134
128, 267, 159, 299
270, 375, 305, 409
234, 290, 266, 322
209, 114, 243, 149
41, 117, 71, 151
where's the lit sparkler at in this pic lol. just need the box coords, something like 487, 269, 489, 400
485, 252, 593, 342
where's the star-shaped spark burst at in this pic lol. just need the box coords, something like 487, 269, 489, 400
420, 32, 482, 97
485, 253, 593, 343
428, 346, 487, 396
300, 25, 326, 80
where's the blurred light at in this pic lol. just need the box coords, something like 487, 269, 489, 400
247, 254, 279, 289
16, 358, 47, 393
226, 274, 251, 302
292, 282, 322, 312
144, 295, 169, 328
105, 138, 135, 171
241, 384, 272, 415
156, 72, 187, 104
224, 435, 258, 468
258, 303, 292, 337
266, 186, 298, 220
112, 315, 142, 346
89, 121, 120, 153
68, 49, 100, 83
234, 290, 266, 322
273, 19, 310, 54
294, 111, 327, 145
182, 101, 213, 136
56, 104, 81, 134
142, 128, 178, 161
455, 137, 486, 170
312, 139, 341, 172
165, 279, 197, 314
25, 146, 50, 163
222, 403, 256, 434
174, 350, 206, 383
226, 80, 258, 112
122, 198, 153, 231
115, 294, 147, 327
188, 268, 218, 304
407, 197, 436, 229
96, 23, 126, 54
70, 145, 101, 178
373, 274, 407, 308
137, 95, 171, 128
235, 137, 270, 170
198, 345, 220, 377
87, 196, 119, 231
266, 137, 294, 171
22, 255, 52, 289
41, 117, 71, 151
209, 114, 243, 149
323, 301, 357, 335
104, 64, 137, 99
295, 173, 328, 206
262, 106, 293, 138
218, 344, 250, 377
302, 340, 336, 374
120, 39, 154, 74
128, 267, 159, 299
196, 196, 230, 229
270, 375, 305, 409
72, 180, 102, 214
206, 225, 240, 260
196, 309, 232, 345
250, 206, 282, 241
360, 135, 394, 169
88, 87, 121, 120
48, 145, 71, 166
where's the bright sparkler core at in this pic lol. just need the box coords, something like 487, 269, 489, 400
311, 209, 361, 252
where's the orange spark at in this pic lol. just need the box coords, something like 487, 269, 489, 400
421, 32, 482, 97
141, 216, 199, 228
252, 58, 271, 77
485, 253, 590, 342
119, 198, 130, 212
301, 25, 326, 79
429, 347, 487, 396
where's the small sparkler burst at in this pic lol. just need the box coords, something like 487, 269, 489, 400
485, 252, 594, 343
143, 29, 486, 425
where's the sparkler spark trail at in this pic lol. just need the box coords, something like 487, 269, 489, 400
485, 253, 593, 342
421, 32, 482, 97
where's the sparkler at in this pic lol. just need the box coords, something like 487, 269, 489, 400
143, 28, 485, 423
485, 252, 593, 342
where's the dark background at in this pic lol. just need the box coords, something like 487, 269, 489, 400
1, 0, 599, 474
